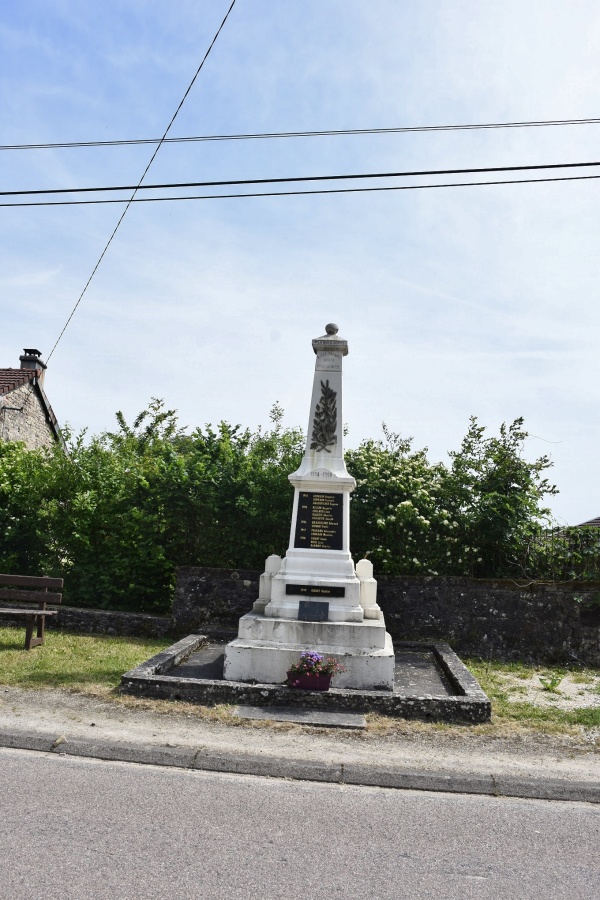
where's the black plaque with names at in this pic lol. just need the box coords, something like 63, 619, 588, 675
294, 491, 343, 551
298, 600, 329, 622
286, 584, 345, 598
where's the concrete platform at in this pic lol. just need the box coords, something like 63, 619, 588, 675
120, 635, 491, 724
235, 611, 388, 649
224, 633, 395, 691
233, 706, 367, 729
224, 612, 395, 690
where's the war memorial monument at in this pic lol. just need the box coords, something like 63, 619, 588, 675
223, 324, 396, 689
122, 323, 490, 723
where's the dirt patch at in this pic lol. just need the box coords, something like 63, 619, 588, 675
498, 672, 600, 711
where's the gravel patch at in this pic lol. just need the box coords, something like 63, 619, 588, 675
499, 672, 600, 710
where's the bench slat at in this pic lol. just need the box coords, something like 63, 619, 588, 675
0, 608, 58, 616
0, 589, 62, 604
0, 574, 64, 590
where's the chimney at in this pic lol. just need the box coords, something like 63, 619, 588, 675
20, 348, 47, 386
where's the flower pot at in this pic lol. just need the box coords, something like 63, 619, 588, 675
286, 672, 332, 691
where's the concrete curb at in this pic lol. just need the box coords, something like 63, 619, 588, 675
1, 727, 598, 804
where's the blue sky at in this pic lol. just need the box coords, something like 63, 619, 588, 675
1, 1, 600, 525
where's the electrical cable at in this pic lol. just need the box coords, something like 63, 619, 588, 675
46, 0, 238, 362
3, 171, 599, 208
4, 116, 600, 152
6, 159, 600, 198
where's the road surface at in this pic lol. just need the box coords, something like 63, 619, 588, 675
1, 747, 598, 899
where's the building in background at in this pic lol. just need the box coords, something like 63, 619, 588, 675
0, 349, 61, 450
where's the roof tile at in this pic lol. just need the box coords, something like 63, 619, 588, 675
577, 516, 600, 528
0, 368, 37, 396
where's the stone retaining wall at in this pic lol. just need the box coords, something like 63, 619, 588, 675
0, 606, 173, 639
3, 568, 599, 666
172, 567, 600, 666
377, 576, 600, 666
172, 566, 260, 635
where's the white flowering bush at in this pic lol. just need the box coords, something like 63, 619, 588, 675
347, 418, 557, 577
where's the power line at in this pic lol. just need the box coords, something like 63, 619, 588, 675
4, 116, 600, 152
6, 159, 600, 199
47, 0, 238, 362
3, 172, 599, 208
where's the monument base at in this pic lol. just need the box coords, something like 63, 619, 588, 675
223, 614, 395, 690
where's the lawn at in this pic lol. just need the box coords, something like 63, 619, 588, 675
0, 627, 165, 689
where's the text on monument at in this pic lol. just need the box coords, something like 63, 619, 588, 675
294, 491, 343, 550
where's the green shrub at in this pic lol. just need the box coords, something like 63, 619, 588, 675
0, 404, 564, 612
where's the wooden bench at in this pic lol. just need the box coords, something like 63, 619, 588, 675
0, 573, 63, 650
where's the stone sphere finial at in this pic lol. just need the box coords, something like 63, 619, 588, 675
325, 323, 339, 335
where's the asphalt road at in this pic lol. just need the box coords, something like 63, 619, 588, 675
1, 747, 599, 900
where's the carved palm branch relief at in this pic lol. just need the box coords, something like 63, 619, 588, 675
310, 379, 338, 452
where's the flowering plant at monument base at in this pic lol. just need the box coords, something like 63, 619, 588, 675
286, 652, 346, 691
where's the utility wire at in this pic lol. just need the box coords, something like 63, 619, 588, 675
4, 116, 600, 152
6, 159, 600, 198
46, 0, 237, 362
3, 172, 599, 208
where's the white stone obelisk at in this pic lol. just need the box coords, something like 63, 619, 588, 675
265, 323, 362, 622
223, 324, 395, 690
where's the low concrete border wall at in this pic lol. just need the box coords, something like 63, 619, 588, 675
120, 636, 491, 724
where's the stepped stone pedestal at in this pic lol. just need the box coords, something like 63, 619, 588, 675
223, 324, 395, 691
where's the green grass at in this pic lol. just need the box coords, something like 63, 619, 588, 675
571, 671, 595, 685
0, 627, 166, 689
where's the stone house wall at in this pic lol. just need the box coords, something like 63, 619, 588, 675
0, 381, 55, 449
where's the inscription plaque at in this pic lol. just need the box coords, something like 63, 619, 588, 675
286, 584, 346, 598
294, 491, 343, 551
298, 600, 329, 622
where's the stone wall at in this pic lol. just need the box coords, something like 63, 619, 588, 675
172, 566, 600, 666
0, 606, 173, 639
3, 568, 598, 666
0, 381, 55, 449
172, 567, 260, 636
376, 576, 600, 666
54, 607, 173, 638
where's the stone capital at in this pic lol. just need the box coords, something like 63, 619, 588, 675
312, 336, 348, 356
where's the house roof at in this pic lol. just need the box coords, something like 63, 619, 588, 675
0, 367, 38, 395
0, 366, 61, 443
576, 516, 600, 528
